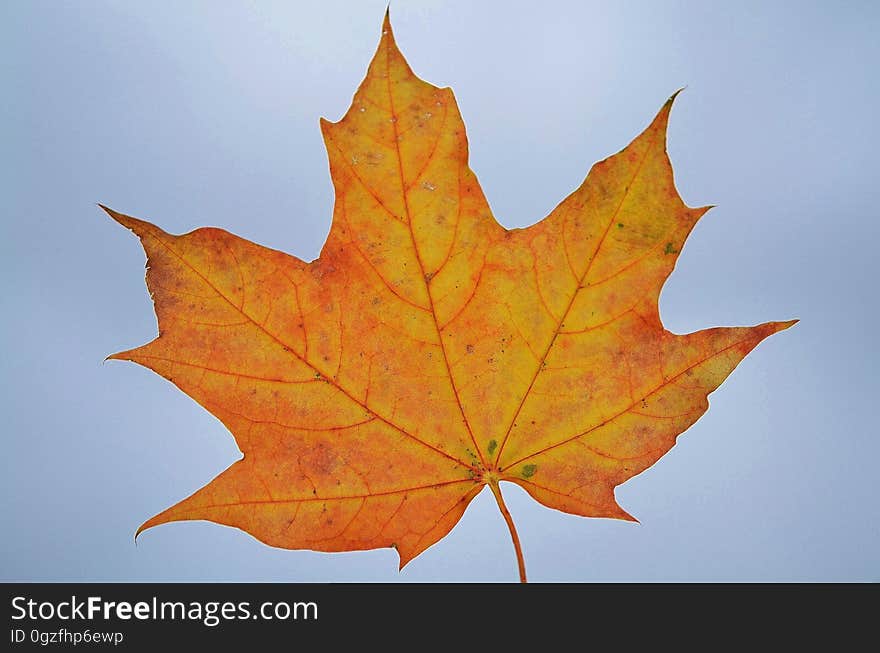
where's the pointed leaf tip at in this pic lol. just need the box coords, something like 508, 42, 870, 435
658, 89, 682, 121
382, 7, 393, 37
98, 203, 120, 221
134, 521, 149, 544
765, 319, 799, 333
99, 205, 164, 239
99, 203, 137, 230
636, 91, 682, 147
750, 319, 799, 343
616, 504, 639, 523
370, 6, 405, 69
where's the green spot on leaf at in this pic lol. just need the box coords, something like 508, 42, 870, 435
522, 464, 537, 478
487, 439, 497, 456
617, 222, 624, 228
664, 242, 678, 255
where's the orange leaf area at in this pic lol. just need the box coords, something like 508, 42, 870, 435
106, 13, 794, 580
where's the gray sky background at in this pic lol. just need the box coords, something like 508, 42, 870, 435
2, 0, 877, 581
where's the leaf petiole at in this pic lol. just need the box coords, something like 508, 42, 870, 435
488, 479, 527, 583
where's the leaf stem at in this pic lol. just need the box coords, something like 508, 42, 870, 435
488, 480, 527, 583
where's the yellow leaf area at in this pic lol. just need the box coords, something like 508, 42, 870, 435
106, 14, 794, 581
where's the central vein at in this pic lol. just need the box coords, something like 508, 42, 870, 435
383, 34, 487, 469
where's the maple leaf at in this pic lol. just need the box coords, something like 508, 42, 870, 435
105, 12, 794, 581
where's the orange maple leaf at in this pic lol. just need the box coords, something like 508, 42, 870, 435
105, 13, 794, 582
